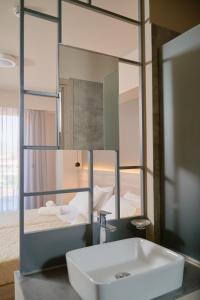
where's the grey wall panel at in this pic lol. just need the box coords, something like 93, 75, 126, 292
21, 218, 145, 274
161, 25, 200, 261
21, 224, 90, 274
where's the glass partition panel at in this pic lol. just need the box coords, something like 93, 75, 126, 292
24, 191, 89, 233
24, 95, 57, 146
24, 150, 88, 194
59, 45, 119, 150
92, 0, 139, 21
24, 15, 57, 92
120, 169, 142, 218
93, 150, 116, 220
119, 63, 141, 166
25, 0, 58, 17
62, 1, 140, 62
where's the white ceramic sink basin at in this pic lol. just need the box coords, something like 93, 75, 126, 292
66, 238, 184, 300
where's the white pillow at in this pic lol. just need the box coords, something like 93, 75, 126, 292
69, 192, 89, 214
94, 185, 114, 210
123, 192, 141, 208
120, 197, 137, 218
45, 200, 56, 207
68, 186, 114, 214
59, 205, 86, 224
102, 194, 139, 219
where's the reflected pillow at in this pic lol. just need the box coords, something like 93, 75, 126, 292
69, 192, 89, 214
94, 185, 114, 210
102, 194, 139, 219
69, 185, 114, 214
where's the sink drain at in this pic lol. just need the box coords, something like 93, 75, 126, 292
115, 272, 131, 279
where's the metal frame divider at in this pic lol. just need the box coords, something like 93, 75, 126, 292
139, 0, 147, 216
19, 0, 25, 271
19, 0, 146, 273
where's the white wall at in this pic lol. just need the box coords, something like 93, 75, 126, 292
0, 90, 55, 111
92, 0, 139, 20
60, 46, 140, 97
119, 62, 139, 95
62, 1, 139, 61
59, 45, 118, 83
56, 151, 86, 204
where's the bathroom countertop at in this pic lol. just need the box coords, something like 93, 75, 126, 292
15, 262, 200, 300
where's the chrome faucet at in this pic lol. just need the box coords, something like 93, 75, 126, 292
97, 210, 117, 244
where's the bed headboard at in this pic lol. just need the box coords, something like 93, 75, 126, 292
79, 169, 141, 196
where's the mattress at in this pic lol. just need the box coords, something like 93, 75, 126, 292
0, 209, 80, 286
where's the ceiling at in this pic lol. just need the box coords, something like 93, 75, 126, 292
0, 0, 139, 94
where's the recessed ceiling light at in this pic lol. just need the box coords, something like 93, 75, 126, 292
0, 53, 17, 68
13, 6, 20, 18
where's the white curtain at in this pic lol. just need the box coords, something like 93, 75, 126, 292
0, 107, 19, 212
0, 107, 56, 212
24, 109, 56, 209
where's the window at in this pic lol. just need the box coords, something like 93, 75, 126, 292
0, 107, 19, 212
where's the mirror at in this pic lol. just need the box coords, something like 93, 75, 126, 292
59, 45, 119, 150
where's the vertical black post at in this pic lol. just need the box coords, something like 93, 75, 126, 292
115, 150, 120, 219
87, 150, 94, 245
56, 0, 62, 148
88, 150, 94, 224
139, 0, 147, 217
19, 0, 25, 273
